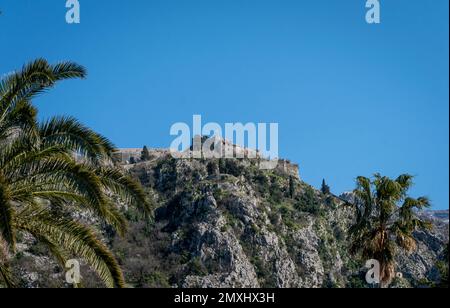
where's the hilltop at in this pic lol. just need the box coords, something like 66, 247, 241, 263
11, 147, 449, 288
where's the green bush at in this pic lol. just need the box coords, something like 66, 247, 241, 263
189, 257, 208, 276
143, 271, 171, 288
295, 186, 324, 216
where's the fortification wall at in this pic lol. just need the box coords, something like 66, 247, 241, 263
114, 147, 300, 180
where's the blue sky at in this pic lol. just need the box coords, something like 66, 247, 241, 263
1, 0, 448, 209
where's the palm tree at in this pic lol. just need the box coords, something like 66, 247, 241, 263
349, 174, 432, 287
0, 59, 151, 288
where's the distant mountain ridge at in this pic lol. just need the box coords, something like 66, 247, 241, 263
421, 210, 449, 224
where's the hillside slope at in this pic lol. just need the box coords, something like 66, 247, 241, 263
111, 151, 448, 288
11, 149, 449, 288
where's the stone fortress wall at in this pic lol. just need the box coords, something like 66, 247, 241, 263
114, 137, 300, 180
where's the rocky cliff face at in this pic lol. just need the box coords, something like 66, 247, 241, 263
110, 152, 448, 288
11, 150, 449, 288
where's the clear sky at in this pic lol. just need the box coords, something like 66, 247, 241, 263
1, 0, 448, 209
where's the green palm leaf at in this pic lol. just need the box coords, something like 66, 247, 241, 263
15, 207, 125, 288
0, 59, 152, 288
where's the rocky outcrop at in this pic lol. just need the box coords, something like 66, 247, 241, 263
116, 152, 447, 288
11, 149, 449, 288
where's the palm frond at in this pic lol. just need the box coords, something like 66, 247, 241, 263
395, 174, 414, 195
40, 116, 115, 163
8, 157, 129, 234
0, 59, 86, 108
15, 207, 125, 288
96, 166, 152, 215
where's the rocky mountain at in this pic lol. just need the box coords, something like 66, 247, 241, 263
419, 210, 449, 224
11, 148, 449, 288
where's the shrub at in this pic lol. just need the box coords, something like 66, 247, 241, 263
295, 186, 324, 216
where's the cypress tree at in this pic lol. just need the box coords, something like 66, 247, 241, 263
141, 145, 151, 161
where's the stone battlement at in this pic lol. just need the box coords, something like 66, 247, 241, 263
275, 159, 300, 180
114, 145, 300, 180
